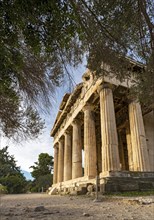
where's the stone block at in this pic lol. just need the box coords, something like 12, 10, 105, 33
69, 191, 78, 196
119, 183, 139, 191
139, 182, 153, 190
87, 184, 94, 192
77, 187, 87, 195
63, 187, 68, 193
48, 187, 57, 195
105, 183, 119, 192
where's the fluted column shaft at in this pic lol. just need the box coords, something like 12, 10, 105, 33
64, 131, 72, 181
84, 105, 97, 178
129, 101, 150, 171
99, 84, 120, 172
57, 139, 64, 182
53, 145, 58, 184
72, 120, 82, 179
126, 127, 134, 171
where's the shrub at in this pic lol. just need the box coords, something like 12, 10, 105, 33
0, 184, 8, 194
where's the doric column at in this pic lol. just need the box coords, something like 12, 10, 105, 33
53, 144, 58, 184
83, 104, 97, 178
126, 126, 134, 171
128, 101, 150, 171
57, 138, 64, 182
98, 84, 120, 172
72, 119, 82, 179
64, 130, 72, 181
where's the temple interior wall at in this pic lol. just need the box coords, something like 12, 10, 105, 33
143, 111, 154, 171
118, 130, 129, 171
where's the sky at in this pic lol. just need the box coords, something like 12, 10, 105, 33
0, 64, 86, 173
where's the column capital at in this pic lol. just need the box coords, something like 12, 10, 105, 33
58, 138, 64, 144
97, 83, 110, 93
53, 143, 59, 149
64, 129, 71, 136
83, 103, 94, 112
72, 118, 81, 126
127, 98, 138, 104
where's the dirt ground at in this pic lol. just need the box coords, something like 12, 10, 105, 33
0, 193, 153, 220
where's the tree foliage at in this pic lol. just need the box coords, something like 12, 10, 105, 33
30, 153, 53, 192
0, 146, 27, 194
30, 153, 54, 179
0, 0, 153, 140
72, 0, 154, 104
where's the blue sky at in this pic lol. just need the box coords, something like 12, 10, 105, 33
0, 63, 86, 172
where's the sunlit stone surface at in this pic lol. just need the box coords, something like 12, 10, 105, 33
50, 62, 154, 194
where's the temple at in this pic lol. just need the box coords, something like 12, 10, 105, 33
50, 61, 154, 194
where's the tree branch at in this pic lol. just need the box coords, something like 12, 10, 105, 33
79, 0, 128, 52
138, 0, 154, 50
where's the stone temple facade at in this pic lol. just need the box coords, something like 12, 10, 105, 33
50, 61, 154, 194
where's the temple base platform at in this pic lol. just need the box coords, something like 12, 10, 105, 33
49, 171, 154, 195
